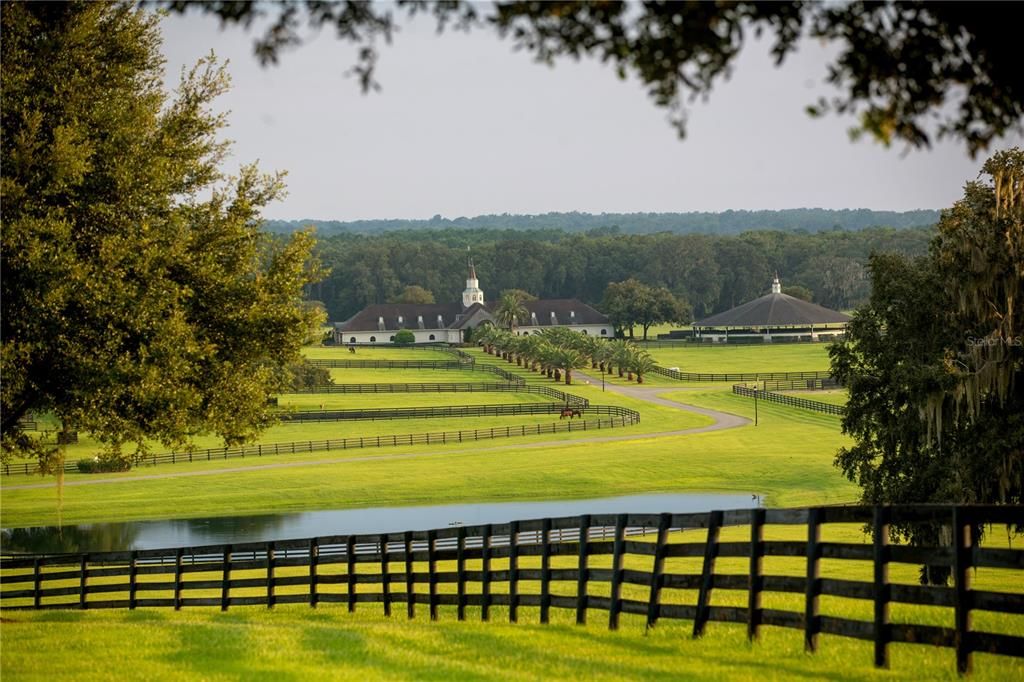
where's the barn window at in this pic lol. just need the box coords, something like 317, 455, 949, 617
370, 336, 376, 342
429, 334, 436, 341
600, 329, 608, 336
349, 337, 356, 343
390, 336, 395, 341
581, 329, 588, 335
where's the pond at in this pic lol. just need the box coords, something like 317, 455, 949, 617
1, 492, 759, 554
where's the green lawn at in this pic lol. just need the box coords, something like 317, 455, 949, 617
779, 389, 849, 406
2, 606, 1020, 681
302, 346, 455, 360
1, 379, 848, 527
646, 343, 833, 374
326, 368, 487, 383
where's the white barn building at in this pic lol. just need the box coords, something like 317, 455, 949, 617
334, 264, 611, 344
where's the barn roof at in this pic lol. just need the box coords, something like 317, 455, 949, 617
695, 292, 850, 328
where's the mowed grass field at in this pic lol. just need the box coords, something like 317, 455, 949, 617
645, 342, 833, 373
4, 344, 1022, 681
1, 348, 850, 528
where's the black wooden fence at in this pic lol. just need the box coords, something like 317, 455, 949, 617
307, 359, 469, 369
732, 384, 845, 416
652, 366, 834, 383
1, 406, 640, 476
279, 402, 595, 423
288, 383, 588, 406
1, 505, 1020, 675
760, 377, 843, 391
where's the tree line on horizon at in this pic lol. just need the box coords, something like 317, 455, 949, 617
267, 208, 939, 238
309, 226, 933, 324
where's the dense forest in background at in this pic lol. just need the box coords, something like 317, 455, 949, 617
269, 208, 938, 237
308, 225, 935, 323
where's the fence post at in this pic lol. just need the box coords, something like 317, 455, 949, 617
457, 526, 467, 621
128, 550, 139, 610
309, 538, 319, 609
873, 506, 890, 668
428, 529, 439, 621
173, 548, 184, 611
221, 545, 232, 611
646, 513, 672, 629
953, 506, 973, 675
747, 508, 765, 641
267, 541, 276, 609
804, 507, 822, 653
540, 518, 552, 625
509, 521, 520, 623
33, 558, 42, 609
79, 554, 88, 610
693, 510, 723, 638
380, 535, 391, 617
404, 531, 415, 619
608, 514, 628, 631
481, 524, 493, 621
346, 536, 357, 613
576, 514, 591, 625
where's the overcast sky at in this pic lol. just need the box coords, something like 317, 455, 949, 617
159, 9, 1022, 221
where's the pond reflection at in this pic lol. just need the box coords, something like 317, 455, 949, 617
2, 492, 757, 554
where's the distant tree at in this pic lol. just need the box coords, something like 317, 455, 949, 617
494, 290, 529, 332
781, 285, 814, 302
281, 360, 333, 391
0, 3, 324, 471
602, 279, 690, 340
389, 285, 435, 304
499, 288, 538, 302
170, 1, 1023, 156
393, 329, 416, 345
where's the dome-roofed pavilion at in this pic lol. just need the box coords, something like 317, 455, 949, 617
693, 275, 850, 343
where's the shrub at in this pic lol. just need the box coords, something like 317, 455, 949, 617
76, 456, 131, 474
394, 329, 415, 345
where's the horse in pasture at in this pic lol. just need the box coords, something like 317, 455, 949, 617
559, 407, 582, 419
348, 346, 356, 354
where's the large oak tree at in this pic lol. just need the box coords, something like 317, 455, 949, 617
1, 2, 324, 470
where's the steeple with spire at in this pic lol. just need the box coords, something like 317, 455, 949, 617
462, 259, 484, 308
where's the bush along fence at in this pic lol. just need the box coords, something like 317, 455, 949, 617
1, 505, 1020, 675
732, 384, 844, 416
2, 406, 639, 476
289, 383, 587, 406
652, 366, 834, 383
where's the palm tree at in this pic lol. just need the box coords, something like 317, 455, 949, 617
629, 350, 657, 384
495, 291, 528, 332
608, 339, 632, 378
554, 347, 587, 385
594, 342, 615, 374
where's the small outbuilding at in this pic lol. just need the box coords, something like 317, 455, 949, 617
693, 275, 850, 343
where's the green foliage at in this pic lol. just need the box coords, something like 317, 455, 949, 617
281, 360, 333, 391
175, 2, 1022, 155
830, 150, 1023, 570
393, 329, 416, 345
388, 285, 435, 304
314, 227, 924, 323
494, 291, 529, 331
76, 455, 132, 475
602, 279, 690, 340
782, 285, 814, 302
0, 4, 324, 469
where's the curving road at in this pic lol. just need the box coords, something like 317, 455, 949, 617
3, 376, 749, 491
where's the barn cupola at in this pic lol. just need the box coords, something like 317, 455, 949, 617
462, 259, 485, 309
771, 273, 782, 294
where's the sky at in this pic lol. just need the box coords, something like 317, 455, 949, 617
159, 8, 1022, 221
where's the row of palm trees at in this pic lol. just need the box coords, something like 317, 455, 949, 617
474, 326, 657, 385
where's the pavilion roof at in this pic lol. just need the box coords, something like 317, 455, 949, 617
694, 292, 851, 328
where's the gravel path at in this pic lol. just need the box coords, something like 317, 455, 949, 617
3, 379, 749, 491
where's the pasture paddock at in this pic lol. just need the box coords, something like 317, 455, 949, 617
645, 343, 832, 374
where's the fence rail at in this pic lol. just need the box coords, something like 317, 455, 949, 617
289, 383, 588, 406
652, 366, 834, 383
2, 505, 1020, 676
732, 384, 845, 416
279, 402, 597, 423
307, 359, 469, 369
760, 377, 843, 391
2, 407, 639, 476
